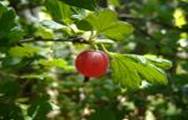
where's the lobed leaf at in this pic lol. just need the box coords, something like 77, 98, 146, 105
110, 53, 141, 89
102, 21, 134, 40
110, 53, 171, 89
144, 54, 173, 70
77, 10, 134, 40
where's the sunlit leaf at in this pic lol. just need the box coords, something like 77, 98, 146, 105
9, 45, 40, 58
173, 8, 187, 28
102, 21, 134, 40
86, 10, 118, 32
79, 10, 134, 40
39, 58, 74, 71
110, 53, 141, 89
110, 53, 170, 89
108, 0, 120, 6
144, 54, 173, 70
34, 25, 55, 39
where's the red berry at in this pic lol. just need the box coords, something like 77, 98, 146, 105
75, 50, 109, 77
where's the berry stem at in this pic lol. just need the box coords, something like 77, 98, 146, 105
84, 76, 90, 82
94, 44, 99, 50
101, 44, 110, 54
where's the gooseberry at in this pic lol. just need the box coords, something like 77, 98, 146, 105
75, 50, 109, 77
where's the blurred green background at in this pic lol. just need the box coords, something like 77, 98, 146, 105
0, 0, 188, 120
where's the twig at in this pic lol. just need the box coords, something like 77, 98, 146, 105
84, 76, 90, 82
18, 36, 115, 45
19, 36, 89, 44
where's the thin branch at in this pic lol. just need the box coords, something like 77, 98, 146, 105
18, 36, 115, 45
19, 36, 90, 44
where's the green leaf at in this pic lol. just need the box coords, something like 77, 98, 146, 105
0, 102, 24, 120
0, 79, 20, 99
35, 25, 55, 39
60, 0, 96, 10
39, 59, 67, 68
28, 96, 52, 120
82, 10, 134, 40
0, 7, 16, 36
0, 3, 23, 45
144, 54, 173, 70
110, 53, 170, 89
41, 20, 65, 30
102, 21, 134, 40
173, 8, 187, 28
9, 45, 40, 58
76, 20, 93, 31
86, 10, 118, 32
0, 3, 6, 17
108, 0, 120, 6
39, 58, 74, 71
110, 53, 141, 89
6, 26, 23, 41
89, 108, 116, 120
180, 0, 188, 2
45, 0, 72, 23
124, 54, 169, 85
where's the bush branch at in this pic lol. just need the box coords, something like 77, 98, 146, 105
19, 36, 89, 44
